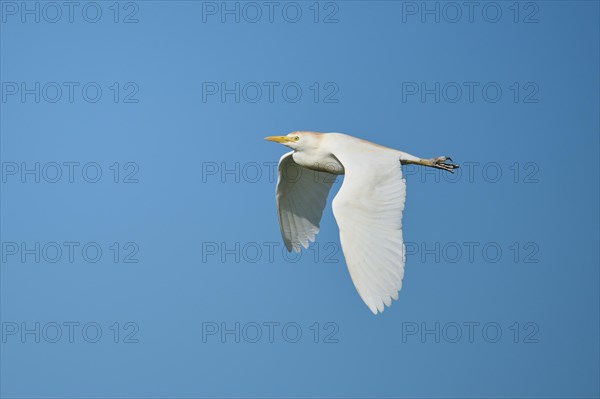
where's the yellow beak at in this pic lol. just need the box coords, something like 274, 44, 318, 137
264, 135, 294, 144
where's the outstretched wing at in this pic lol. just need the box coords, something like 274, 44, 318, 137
332, 152, 406, 314
276, 152, 336, 252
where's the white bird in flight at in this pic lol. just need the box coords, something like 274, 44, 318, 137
265, 132, 458, 314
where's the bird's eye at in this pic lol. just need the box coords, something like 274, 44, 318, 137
294, 136, 300, 141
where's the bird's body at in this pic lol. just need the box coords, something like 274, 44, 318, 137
266, 131, 458, 314
291, 133, 398, 173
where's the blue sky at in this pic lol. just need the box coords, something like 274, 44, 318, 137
1, 1, 599, 398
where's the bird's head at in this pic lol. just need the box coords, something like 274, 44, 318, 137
264, 131, 321, 151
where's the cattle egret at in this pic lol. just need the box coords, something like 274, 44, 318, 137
265, 132, 458, 314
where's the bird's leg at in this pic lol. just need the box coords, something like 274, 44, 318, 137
399, 152, 459, 173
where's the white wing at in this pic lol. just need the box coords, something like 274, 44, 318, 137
276, 152, 335, 252
332, 150, 406, 314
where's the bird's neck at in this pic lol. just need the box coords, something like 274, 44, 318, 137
292, 149, 345, 175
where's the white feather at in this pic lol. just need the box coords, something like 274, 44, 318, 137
275, 151, 335, 252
